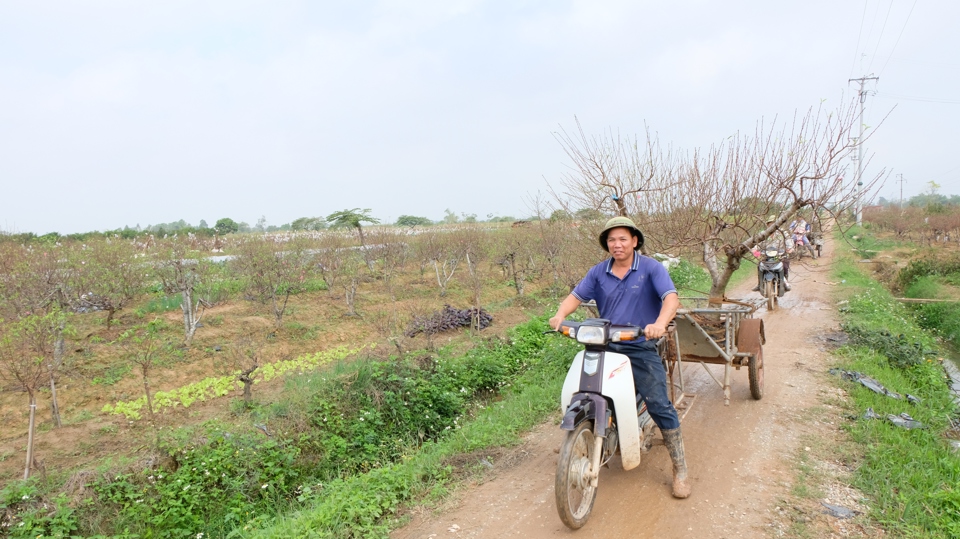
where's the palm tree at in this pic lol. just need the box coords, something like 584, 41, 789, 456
326, 208, 380, 246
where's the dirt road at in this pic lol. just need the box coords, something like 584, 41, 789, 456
393, 246, 843, 539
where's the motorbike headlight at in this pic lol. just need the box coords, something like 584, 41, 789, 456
765, 249, 778, 258
576, 325, 606, 345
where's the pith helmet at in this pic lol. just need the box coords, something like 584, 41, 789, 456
598, 216, 644, 252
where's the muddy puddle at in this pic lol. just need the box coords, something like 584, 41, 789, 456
747, 292, 831, 314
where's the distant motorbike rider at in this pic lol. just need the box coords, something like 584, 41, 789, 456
789, 214, 817, 259
752, 216, 792, 292
549, 217, 691, 499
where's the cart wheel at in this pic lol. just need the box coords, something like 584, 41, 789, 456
736, 318, 765, 401
748, 347, 764, 400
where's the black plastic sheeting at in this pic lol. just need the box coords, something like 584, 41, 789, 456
832, 369, 926, 429
830, 368, 921, 403
821, 501, 859, 519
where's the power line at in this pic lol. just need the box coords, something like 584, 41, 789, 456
861, 0, 883, 72
878, 0, 919, 77
882, 56, 960, 70
850, 0, 869, 77
875, 92, 960, 104
930, 164, 960, 181
866, 0, 895, 74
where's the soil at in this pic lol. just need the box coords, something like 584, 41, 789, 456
392, 239, 874, 539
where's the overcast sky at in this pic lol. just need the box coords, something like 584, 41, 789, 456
2, 1, 957, 235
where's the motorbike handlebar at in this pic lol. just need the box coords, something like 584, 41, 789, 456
551, 319, 649, 343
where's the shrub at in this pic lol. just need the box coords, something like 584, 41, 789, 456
842, 325, 931, 369
396, 215, 433, 227
668, 259, 711, 296
913, 302, 960, 344
89, 426, 302, 538
896, 253, 960, 291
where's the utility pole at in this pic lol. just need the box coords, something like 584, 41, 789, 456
849, 74, 879, 225
896, 173, 906, 209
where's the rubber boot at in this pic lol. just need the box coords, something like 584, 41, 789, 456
661, 427, 691, 499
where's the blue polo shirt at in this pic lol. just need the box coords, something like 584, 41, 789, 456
571, 252, 677, 339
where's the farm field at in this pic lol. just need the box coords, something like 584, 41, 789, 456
0, 219, 724, 537
5, 206, 960, 537
0, 223, 584, 479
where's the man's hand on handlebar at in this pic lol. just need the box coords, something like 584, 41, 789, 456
643, 322, 667, 340
549, 315, 564, 331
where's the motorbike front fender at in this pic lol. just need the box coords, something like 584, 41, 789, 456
560, 393, 608, 435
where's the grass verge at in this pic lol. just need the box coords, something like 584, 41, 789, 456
830, 242, 960, 537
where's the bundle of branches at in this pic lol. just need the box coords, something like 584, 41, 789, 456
405, 305, 493, 337
688, 313, 727, 346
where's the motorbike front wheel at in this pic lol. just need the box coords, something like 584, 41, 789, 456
556, 420, 599, 529
764, 280, 778, 311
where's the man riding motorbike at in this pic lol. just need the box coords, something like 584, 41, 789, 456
549, 217, 691, 499
789, 214, 817, 259
752, 216, 792, 292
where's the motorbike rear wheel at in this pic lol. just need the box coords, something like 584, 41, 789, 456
764, 280, 778, 311
556, 421, 599, 529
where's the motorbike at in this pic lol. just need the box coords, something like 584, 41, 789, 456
809, 230, 824, 257
758, 245, 786, 310
552, 318, 662, 529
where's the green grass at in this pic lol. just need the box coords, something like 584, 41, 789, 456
90, 363, 132, 386
941, 272, 960, 287
197, 277, 247, 304
832, 245, 960, 537
66, 410, 95, 424
844, 224, 900, 259
897, 255, 960, 344
912, 301, 960, 345
904, 275, 944, 299
284, 321, 319, 341
137, 294, 182, 315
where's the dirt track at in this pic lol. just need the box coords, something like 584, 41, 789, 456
393, 243, 844, 539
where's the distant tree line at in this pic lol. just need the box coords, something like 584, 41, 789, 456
1, 209, 545, 245
878, 192, 960, 213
